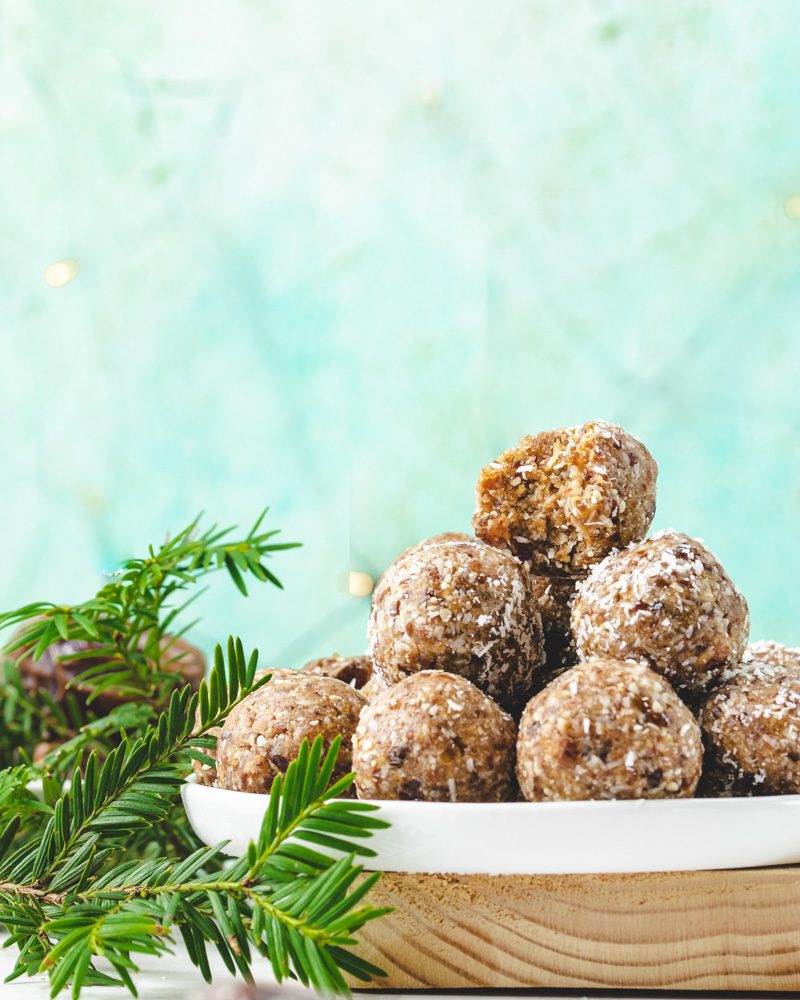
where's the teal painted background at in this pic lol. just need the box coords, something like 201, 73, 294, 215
2, 2, 799, 670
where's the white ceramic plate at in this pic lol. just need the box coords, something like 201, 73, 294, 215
181, 781, 800, 874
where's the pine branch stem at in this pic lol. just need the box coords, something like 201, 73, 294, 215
39, 700, 240, 883
1, 876, 348, 946
0, 883, 65, 906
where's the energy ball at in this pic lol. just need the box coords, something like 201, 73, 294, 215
300, 654, 373, 689
388, 532, 474, 563
192, 722, 222, 787
191, 668, 297, 787
361, 672, 392, 702
697, 655, 800, 796
529, 574, 582, 686
516, 657, 702, 801
742, 640, 800, 669
353, 670, 517, 802
473, 420, 657, 575
376, 532, 474, 589
368, 535, 544, 714
216, 672, 366, 796
572, 530, 750, 700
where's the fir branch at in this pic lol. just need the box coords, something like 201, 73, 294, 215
0, 508, 302, 884
0, 715, 392, 997
0, 509, 299, 705
0, 512, 392, 996
0, 659, 83, 771
0, 638, 267, 891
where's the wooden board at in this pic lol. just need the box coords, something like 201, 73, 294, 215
348, 867, 800, 991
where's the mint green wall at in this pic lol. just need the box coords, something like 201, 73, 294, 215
2, 3, 799, 669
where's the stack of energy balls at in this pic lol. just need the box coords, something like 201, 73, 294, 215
198, 420, 800, 804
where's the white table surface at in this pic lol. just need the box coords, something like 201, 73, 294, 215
1, 936, 278, 1000
2, 935, 797, 1000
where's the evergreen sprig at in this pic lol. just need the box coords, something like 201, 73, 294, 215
0, 511, 392, 996
0, 638, 266, 888
0, 509, 299, 708
0, 641, 392, 997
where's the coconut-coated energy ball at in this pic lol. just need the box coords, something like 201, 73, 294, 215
742, 640, 800, 669
300, 654, 373, 689
353, 671, 517, 802
215, 672, 366, 796
529, 574, 582, 687
368, 535, 544, 714
377, 532, 474, 586
191, 668, 298, 787
572, 530, 750, 700
361, 672, 392, 702
516, 658, 703, 801
192, 723, 223, 787
697, 654, 800, 796
472, 421, 657, 575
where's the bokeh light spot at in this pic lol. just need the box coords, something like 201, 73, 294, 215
418, 87, 441, 110
44, 258, 80, 287
783, 195, 800, 220
348, 570, 374, 598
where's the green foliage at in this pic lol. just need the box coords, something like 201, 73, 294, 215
0, 514, 391, 997
0, 508, 299, 710
0, 506, 301, 842
0, 642, 391, 997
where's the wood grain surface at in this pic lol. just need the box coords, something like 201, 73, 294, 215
349, 867, 800, 991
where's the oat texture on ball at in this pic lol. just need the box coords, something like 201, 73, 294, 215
572, 529, 749, 700
353, 670, 517, 802
368, 535, 544, 714
473, 420, 657, 575
516, 657, 703, 801
361, 672, 392, 702
300, 653, 373, 689
216, 672, 366, 796
698, 648, 800, 796
191, 667, 298, 787
376, 532, 474, 589
192, 722, 222, 787
742, 640, 800, 669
